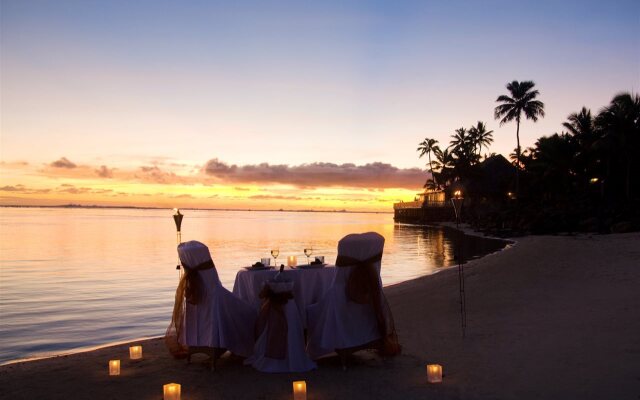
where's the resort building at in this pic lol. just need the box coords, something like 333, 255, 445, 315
393, 189, 454, 223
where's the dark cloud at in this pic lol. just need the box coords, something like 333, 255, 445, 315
95, 165, 114, 178
203, 159, 425, 189
50, 157, 77, 169
205, 159, 237, 175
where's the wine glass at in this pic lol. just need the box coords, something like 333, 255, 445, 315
270, 248, 280, 266
304, 246, 313, 265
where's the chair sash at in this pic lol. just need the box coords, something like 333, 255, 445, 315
335, 252, 401, 356
183, 260, 215, 305
255, 285, 293, 360
335, 252, 382, 304
165, 259, 215, 359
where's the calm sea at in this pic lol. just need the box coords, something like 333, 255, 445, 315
0, 207, 505, 364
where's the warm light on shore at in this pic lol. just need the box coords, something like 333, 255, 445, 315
427, 364, 442, 383
292, 380, 307, 400
108, 360, 120, 376
129, 345, 142, 360
163, 383, 181, 400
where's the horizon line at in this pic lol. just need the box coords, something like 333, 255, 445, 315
0, 203, 394, 215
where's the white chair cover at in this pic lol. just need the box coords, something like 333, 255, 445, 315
178, 241, 257, 358
306, 232, 385, 360
245, 280, 316, 372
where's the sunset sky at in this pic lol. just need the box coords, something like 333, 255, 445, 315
1, 0, 638, 211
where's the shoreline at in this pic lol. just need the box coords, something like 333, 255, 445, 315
1, 225, 512, 367
2, 232, 637, 399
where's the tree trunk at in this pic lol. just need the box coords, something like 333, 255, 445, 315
515, 117, 521, 197
428, 152, 437, 189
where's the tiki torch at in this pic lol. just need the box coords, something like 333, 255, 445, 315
173, 208, 184, 279
450, 190, 466, 337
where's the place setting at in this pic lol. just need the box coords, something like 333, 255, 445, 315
244, 257, 274, 271
287, 247, 327, 269
243, 246, 327, 272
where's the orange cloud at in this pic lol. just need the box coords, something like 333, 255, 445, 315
95, 165, 114, 178
0, 184, 51, 194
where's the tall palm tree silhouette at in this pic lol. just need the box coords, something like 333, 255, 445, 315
417, 138, 440, 189
494, 80, 545, 196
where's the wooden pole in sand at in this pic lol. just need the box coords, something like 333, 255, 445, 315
451, 192, 466, 337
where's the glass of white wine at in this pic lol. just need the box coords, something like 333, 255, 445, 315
304, 246, 313, 266
270, 248, 280, 266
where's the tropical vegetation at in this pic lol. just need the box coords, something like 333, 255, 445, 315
415, 83, 640, 234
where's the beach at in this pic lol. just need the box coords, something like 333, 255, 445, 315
1, 232, 638, 399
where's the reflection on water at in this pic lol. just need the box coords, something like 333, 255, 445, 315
0, 207, 506, 364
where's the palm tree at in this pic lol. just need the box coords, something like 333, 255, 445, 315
449, 127, 468, 149
595, 92, 640, 202
417, 138, 441, 189
563, 107, 594, 140
468, 121, 494, 156
563, 107, 596, 183
427, 146, 455, 188
450, 127, 480, 175
494, 80, 545, 195
509, 147, 533, 169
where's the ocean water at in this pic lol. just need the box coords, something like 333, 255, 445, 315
0, 207, 505, 364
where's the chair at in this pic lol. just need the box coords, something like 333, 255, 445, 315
166, 241, 257, 370
245, 279, 316, 372
306, 232, 400, 368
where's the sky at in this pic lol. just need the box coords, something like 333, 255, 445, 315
1, 0, 639, 211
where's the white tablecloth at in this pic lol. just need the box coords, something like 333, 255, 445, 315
233, 266, 337, 327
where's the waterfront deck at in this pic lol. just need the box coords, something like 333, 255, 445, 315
393, 199, 454, 224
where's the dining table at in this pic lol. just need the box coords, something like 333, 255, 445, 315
232, 265, 337, 327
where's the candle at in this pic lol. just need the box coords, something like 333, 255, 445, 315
108, 360, 120, 376
163, 383, 181, 400
129, 345, 142, 360
426, 364, 442, 383
287, 255, 297, 267
292, 380, 306, 400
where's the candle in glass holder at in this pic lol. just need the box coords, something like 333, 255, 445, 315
292, 380, 306, 400
108, 360, 120, 376
163, 383, 181, 400
287, 255, 297, 267
129, 345, 142, 360
426, 364, 442, 383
